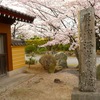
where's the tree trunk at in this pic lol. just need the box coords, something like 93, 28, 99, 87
74, 47, 80, 68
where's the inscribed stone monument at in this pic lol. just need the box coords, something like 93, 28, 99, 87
71, 7, 100, 100
79, 7, 96, 92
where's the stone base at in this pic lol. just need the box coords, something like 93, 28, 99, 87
71, 87, 100, 100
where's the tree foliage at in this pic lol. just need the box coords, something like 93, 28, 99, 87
1, 0, 100, 51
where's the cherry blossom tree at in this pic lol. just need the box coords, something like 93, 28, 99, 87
67, 0, 100, 50
11, 21, 37, 39
18, 0, 99, 60
11, 21, 25, 39
6, 0, 99, 64
23, 0, 78, 41
1, 0, 100, 64
0, 0, 38, 39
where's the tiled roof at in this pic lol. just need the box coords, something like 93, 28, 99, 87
11, 39, 26, 46
0, 5, 35, 24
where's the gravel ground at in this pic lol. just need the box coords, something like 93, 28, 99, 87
0, 64, 79, 100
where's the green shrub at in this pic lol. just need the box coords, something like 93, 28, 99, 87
25, 38, 48, 46
36, 47, 47, 54
63, 44, 70, 51
48, 44, 70, 51
25, 59, 36, 65
25, 45, 37, 54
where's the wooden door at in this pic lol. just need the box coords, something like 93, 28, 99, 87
0, 34, 7, 76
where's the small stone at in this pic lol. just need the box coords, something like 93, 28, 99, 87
54, 79, 62, 83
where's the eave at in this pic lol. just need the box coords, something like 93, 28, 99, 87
0, 5, 36, 24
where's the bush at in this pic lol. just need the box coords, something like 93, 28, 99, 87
63, 44, 70, 51
46, 44, 70, 52
25, 38, 48, 46
25, 58, 36, 65
25, 45, 37, 54
36, 47, 47, 54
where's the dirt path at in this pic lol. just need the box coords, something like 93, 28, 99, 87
0, 64, 79, 100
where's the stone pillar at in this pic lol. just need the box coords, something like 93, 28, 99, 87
71, 7, 100, 100
79, 7, 96, 92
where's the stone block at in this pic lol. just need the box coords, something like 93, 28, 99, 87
71, 87, 100, 100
